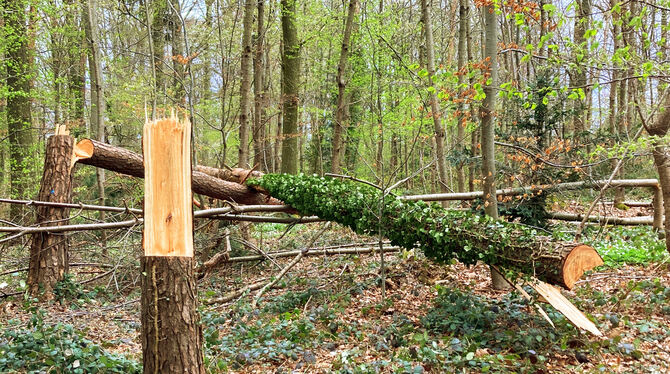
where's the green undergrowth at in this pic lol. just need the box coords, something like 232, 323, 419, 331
249, 174, 560, 281
0, 303, 140, 373
553, 225, 669, 267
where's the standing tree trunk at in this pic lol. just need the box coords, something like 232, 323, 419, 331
141, 116, 204, 373
281, 0, 300, 174
280, 0, 300, 174
238, 0, 254, 168
27, 129, 74, 300
570, 0, 589, 138
481, 3, 507, 289
3, 0, 34, 215
170, 0, 186, 105
331, 0, 358, 174
647, 94, 670, 251
82, 0, 107, 249
420, 0, 448, 195
455, 0, 468, 193
151, 0, 168, 99
253, 0, 268, 171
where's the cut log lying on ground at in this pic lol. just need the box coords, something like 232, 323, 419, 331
400, 178, 660, 201
73, 139, 282, 206
547, 212, 654, 226
248, 174, 604, 290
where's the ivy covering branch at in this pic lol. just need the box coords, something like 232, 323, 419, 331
248, 174, 603, 289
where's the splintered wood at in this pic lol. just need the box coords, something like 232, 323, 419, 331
143, 115, 194, 257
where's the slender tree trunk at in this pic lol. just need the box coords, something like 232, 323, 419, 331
331, 0, 358, 174
253, 0, 268, 171
481, 3, 507, 289
151, 0, 168, 98
280, 0, 300, 174
4, 0, 34, 213
419, 0, 448, 194
456, 0, 468, 193
28, 133, 74, 300
170, 0, 186, 105
238, 0, 254, 168
65, 0, 85, 129
83, 0, 107, 249
570, 0, 589, 138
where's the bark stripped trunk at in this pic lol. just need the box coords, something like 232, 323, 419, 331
27, 131, 74, 300
419, 0, 448, 195
331, 0, 358, 174
141, 116, 204, 373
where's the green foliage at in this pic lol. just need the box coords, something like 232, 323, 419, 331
249, 174, 549, 277
556, 225, 668, 267
423, 287, 575, 356
264, 287, 321, 314
472, 193, 549, 228
0, 307, 140, 373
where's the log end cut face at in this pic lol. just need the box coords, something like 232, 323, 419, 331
562, 244, 603, 290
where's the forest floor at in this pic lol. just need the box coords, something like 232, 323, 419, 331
1, 205, 670, 373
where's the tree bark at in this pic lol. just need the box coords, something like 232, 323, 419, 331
82, 0, 107, 248
280, 0, 300, 174
141, 257, 204, 373
331, 0, 358, 174
419, 0, 448, 195
647, 94, 670, 251
73, 139, 282, 205
481, 3, 507, 289
27, 133, 74, 300
141, 116, 203, 373
253, 0, 268, 171
238, 0, 254, 168
4, 0, 35, 213
456, 0, 468, 193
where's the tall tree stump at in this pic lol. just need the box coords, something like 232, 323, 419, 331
140, 116, 204, 374
27, 127, 74, 300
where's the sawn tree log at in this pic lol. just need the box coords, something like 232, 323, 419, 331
73, 139, 279, 205
248, 174, 604, 290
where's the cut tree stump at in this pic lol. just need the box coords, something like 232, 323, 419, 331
27, 126, 74, 300
73, 138, 280, 205
140, 116, 204, 374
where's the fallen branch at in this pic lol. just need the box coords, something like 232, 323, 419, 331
251, 222, 332, 308
204, 279, 269, 305
547, 212, 654, 226
400, 179, 659, 202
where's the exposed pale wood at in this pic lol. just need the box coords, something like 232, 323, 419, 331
73, 139, 282, 205
529, 280, 603, 337
142, 116, 194, 257
561, 244, 604, 290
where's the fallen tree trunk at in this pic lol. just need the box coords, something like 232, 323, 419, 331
248, 174, 604, 289
73, 139, 281, 206
401, 179, 660, 202
547, 212, 654, 226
